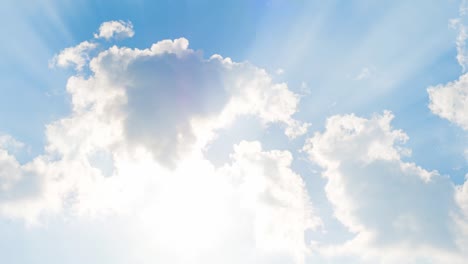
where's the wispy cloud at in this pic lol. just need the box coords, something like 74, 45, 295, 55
450, 1, 468, 71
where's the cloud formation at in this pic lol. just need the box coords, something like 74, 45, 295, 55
78, 38, 307, 165
4, 19, 468, 264
0, 21, 315, 263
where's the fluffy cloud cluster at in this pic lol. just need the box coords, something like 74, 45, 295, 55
304, 111, 467, 263
0, 23, 315, 263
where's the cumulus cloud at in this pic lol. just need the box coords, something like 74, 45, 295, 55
94, 20, 134, 40
0, 22, 317, 263
4, 34, 309, 220
303, 111, 467, 263
428, 73, 468, 130
70, 37, 308, 166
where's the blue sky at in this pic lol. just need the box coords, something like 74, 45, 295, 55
1, 1, 468, 263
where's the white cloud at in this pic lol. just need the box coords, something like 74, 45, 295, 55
50, 41, 97, 71
94, 20, 134, 40
303, 111, 467, 263
427, 73, 468, 130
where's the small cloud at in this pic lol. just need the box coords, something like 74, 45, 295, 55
354, 67, 371, 80
94, 20, 134, 40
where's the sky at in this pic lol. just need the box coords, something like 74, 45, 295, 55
0, 0, 468, 263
